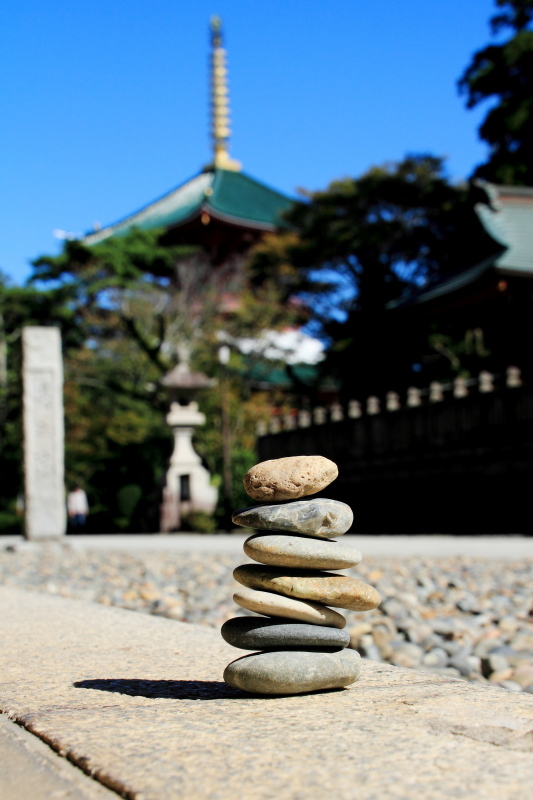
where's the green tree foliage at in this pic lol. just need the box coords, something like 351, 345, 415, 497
22, 227, 298, 531
459, 0, 533, 185
252, 156, 492, 395
33, 229, 211, 374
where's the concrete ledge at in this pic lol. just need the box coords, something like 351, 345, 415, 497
4, 533, 533, 559
0, 714, 117, 799
1, 587, 533, 799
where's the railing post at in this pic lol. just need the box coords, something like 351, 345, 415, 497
330, 402, 344, 422
313, 406, 326, 425
407, 387, 421, 407
386, 391, 400, 411
298, 410, 311, 428
269, 417, 281, 434
506, 366, 522, 388
429, 382, 444, 403
366, 396, 380, 415
478, 371, 494, 393
348, 400, 362, 419
453, 377, 468, 398
256, 421, 268, 436
283, 413, 296, 430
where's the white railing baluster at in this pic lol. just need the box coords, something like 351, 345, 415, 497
366, 396, 380, 415
348, 400, 362, 419
479, 371, 494, 393
429, 382, 444, 403
386, 391, 400, 411
453, 377, 468, 398
407, 387, 421, 407
506, 366, 522, 388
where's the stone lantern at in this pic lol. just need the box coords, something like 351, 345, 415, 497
159, 361, 218, 532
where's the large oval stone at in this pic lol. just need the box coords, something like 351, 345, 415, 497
244, 533, 362, 570
224, 649, 361, 695
243, 456, 338, 502
234, 565, 381, 611
233, 587, 347, 628
221, 617, 350, 650
232, 498, 353, 538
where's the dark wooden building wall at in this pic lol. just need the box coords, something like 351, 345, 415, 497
257, 382, 533, 534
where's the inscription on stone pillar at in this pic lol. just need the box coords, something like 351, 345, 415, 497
22, 327, 66, 538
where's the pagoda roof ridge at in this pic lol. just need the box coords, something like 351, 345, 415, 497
83, 167, 293, 246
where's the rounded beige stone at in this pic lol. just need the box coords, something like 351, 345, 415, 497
244, 533, 362, 570
233, 587, 347, 628
234, 564, 381, 612
243, 456, 338, 502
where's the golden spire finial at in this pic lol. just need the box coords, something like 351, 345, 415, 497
210, 16, 241, 171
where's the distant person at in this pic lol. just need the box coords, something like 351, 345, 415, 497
15, 493, 25, 516
67, 486, 89, 533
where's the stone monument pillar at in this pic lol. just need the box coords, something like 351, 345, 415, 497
22, 327, 66, 539
159, 362, 218, 532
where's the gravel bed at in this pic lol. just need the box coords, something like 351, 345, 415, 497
1, 543, 533, 692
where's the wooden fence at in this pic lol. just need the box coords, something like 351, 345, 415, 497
256, 368, 533, 533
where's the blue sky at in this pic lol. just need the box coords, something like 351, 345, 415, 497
2, 0, 497, 284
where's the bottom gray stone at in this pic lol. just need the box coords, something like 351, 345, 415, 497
223, 648, 361, 695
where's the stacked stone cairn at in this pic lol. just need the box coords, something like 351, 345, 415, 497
222, 456, 381, 695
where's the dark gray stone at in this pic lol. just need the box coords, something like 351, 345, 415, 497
221, 617, 350, 651
232, 498, 353, 538
243, 533, 362, 569
223, 648, 361, 695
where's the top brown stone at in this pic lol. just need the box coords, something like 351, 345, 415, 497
243, 456, 338, 502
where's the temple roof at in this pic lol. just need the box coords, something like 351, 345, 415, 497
474, 184, 533, 275
84, 167, 293, 246
388, 182, 533, 310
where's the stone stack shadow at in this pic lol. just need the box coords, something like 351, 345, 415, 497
222, 456, 381, 695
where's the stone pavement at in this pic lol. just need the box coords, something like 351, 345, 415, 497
0, 714, 116, 800
3, 532, 533, 559
1, 587, 533, 799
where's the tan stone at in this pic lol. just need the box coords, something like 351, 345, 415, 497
373, 627, 394, 660
489, 669, 514, 684
243, 533, 362, 570
233, 564, 381, 611
511, 665, 533, 689
243, 456, 338, 502
348, 621, 373, 649
233, 587, 347, 628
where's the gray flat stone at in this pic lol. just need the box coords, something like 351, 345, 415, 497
221, 617, 350, 651
243, 456, 338, 502
224, 649, 361, 695
233, 587, 347, 628
2, 587, 533, 799
234, 564, 381, 611
244, 533, 362, 569
232, 498, 353, 538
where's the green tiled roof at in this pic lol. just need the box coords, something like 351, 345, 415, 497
388, 182, 533, 310
84, 168, 293, 245
474, 183, 533, 275
248, 362, 321, 388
